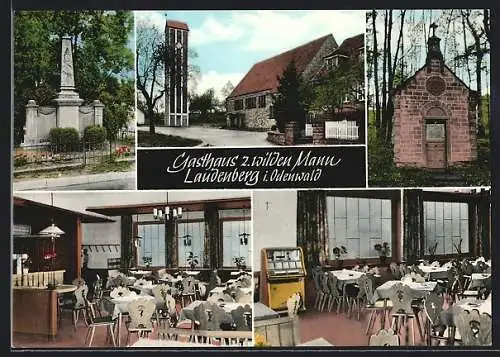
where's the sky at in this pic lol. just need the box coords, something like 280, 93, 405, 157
135, 10, 366, 101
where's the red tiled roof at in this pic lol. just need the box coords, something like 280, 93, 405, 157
228, 35, 333, 98
166, 20, 189, 31
325, 33, 364, 58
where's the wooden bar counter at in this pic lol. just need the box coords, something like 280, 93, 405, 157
12, 270, 67, 338
12, 287, 59, 338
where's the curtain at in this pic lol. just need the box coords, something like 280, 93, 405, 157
403, 189, 424, 263
120, 215, 133, 268
203, 204, 218, 269
296, 190, 328, 272
166, 221, 177, 268
475, 188, 491, 259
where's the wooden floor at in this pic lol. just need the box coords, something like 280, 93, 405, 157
298, 306, 428, 347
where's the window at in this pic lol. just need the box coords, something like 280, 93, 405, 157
258, 95, 266, 108
268, 105, 274, 119
221, 209, 251, 268
424, 201, 469, 255
234, 99, 244, 111
245, 97, 256, 109
177, 220, 206, 268
137, 224, 166, 267
326, 197, 392, 260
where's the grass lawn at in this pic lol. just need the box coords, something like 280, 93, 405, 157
138, 131, 202, 147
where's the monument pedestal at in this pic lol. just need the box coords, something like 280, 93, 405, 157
54, 91, 84, 130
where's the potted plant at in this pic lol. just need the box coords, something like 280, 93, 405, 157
374, 242, 390, 265
452, 238, 463, 260
142, 256, 152, 268
233, 256, 246, 270
332, 246, 347, 268
427, 241, 438, 262
186, 252, 199, 270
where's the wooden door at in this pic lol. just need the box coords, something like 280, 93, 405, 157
425, 119, 447, 169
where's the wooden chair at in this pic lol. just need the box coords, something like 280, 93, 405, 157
231, 304, 252, 331
180, 276, 197, 308
72, 284, 89, 331
125, 297, 156, 345
311, 267, 324, 310
237, 276, 252, 288
152, 284, 178, 328
369, 329, 400, 346
423, 293, 458, 346
387, 283, 422, 345
82, 298, 116, 347
318, 272, 331, 312
455, 309, 491, 346
364, 276, 392, 336
325, 273, 342, 313
348, 275, 370, 320
390, 262, 402, 280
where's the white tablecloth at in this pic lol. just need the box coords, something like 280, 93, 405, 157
183, 271, 200, 276
418, 265, 450, 280
129, 270, 152, 276
372, 280, 437, 303
132, 282, 157, 296
106, 293, 156, 319
208, 287, 252, 296
130, 339, 216, 348
328, 270, 365, 290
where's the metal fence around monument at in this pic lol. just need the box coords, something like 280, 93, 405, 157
13, 139, 135, 172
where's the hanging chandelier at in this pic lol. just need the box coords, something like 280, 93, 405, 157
181, 208, 191, 247
39, 192, 65, 239
239, 207, 250, 246
153, 192, 183, 221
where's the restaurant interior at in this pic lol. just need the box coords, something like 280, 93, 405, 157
12, 190, 253, 348
252, 188, 492, 347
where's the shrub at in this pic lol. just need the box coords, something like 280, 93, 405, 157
83, 125, 107, 147
48, 128, 80, 153
14, 153, 28, 167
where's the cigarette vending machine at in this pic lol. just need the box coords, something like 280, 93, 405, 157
260, 247, 306, 311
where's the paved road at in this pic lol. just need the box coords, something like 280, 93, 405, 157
13, 171, 136, 191
139, 125, 273, 147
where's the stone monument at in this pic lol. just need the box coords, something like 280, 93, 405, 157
392, 24, 478, 169
22, 36, 104, 146
53, 36, 84, 129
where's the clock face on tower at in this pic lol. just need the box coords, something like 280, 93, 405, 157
175, 42, 182, 50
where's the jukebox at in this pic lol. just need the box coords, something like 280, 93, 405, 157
260, 247, 306, 311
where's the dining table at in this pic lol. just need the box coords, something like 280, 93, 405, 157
372, 280, 438, 303
208, 286, 252, 297
129, 338, 217, 348
177, 300, 251, 328
328, 269, 365, 290
418, 265, 450, 280
101, 292, 156, 347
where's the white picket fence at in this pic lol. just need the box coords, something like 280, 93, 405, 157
305, 124, 313, 137
325, 120, 359, 140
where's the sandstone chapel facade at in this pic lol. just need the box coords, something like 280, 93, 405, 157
392, 24, 479, 169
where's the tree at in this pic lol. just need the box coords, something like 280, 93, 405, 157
221, 81, 235, 100
272, 60, 307, 133
13, 11, 134, 145
312, 59, 363, 115
101, 78, 135, 151
136, 21, 168, 135
189, 88, 219, 120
